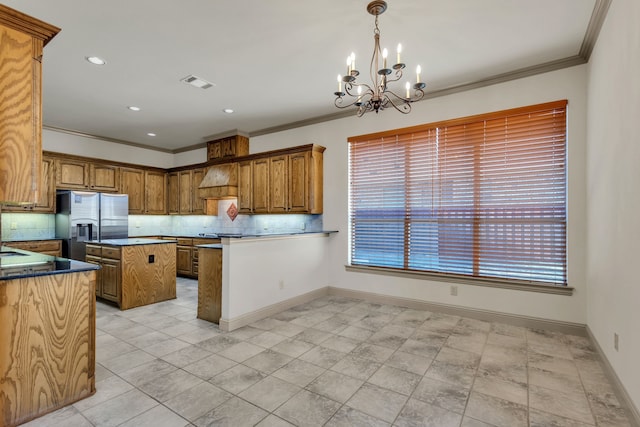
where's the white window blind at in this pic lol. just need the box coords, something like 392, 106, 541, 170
349, 100, 567, 285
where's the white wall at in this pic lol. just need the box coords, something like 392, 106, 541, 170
222, 234, 330, 322
251, 66, 588, 324
43, 129, 174, 168
586, 0, 640, 411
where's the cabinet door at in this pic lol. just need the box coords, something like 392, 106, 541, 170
0, 25, 42, 204
191, 168, 205, 215
252, 158, 270, 213
289, 151, 310, 212
34, 157, 56, 212
144, 170, 167, 214
56, 158, 89, 190
167, 172, 179, 214
101, 258, 121, 302
120, 167, 145, 214
90, 163, 119, 192
3, 158, 55, 212
269, 155, 288, 213
237, 160, 253, 213
178, 170, 192, 214
85, 256, 103, 297
176, 246, 192, 276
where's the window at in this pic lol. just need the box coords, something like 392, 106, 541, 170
349, 100, 567, 286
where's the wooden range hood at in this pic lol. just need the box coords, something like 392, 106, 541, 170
198, 162, 238, 200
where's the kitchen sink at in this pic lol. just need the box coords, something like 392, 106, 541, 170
0, 251, 28, 258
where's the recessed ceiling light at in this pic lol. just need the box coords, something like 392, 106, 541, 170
85, 56, 106, 65
147, 133, 156, 137
223, 108, 234, 114
127, 106, 141, 111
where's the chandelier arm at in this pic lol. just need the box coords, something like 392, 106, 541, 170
382, 94, 412, 114
344, 82, 374, 98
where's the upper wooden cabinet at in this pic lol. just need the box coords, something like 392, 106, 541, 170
207, 135, 249, 161
119, 167, 145, 214
237, 144, 324, 214
168, 168, 205, 215
0, 5, 59, 204
144, 170, 167, 214
55, 158, 119, 192
2, 157, 56, 213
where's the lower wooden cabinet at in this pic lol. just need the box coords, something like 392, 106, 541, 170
86, 242, 176, 309
197, 246, 222, 324
176, 244, 193, 276
6, 239, 62, 257
86, 244, 120, 303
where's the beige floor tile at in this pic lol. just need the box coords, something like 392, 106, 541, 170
395, 398, 462, 427
465, 391, 528, 427
274, 389, 341, 426
239, 376, 301, 412
306, 370, 364, 403
346, 383, 408, 423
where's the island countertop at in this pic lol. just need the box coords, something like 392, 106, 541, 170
0, 246, 98, 280
86, 238, 176, 246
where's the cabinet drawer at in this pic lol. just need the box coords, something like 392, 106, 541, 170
101, 246, 121, 259
86, 245, 102, 256
176, 238, 193, 246
192, 238, 220, 246
85, 255, 101, 263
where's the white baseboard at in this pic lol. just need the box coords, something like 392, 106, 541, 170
328, 286, 588, 337
586, 326, 640, 427
218, 287, 329, 332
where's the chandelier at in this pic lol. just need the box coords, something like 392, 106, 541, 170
334, 0, 425, 116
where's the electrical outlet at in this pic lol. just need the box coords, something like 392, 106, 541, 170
450, 285, 458, 296
614, 333, 619, 351
279, 280, 284, 290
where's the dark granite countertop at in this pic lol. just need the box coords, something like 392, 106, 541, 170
0, 246, 98, 281
87, 238, 177, 246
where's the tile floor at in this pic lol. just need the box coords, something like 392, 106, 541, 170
24, 278, 632, 427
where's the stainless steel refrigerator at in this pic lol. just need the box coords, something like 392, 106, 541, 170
55, 190, 129, 260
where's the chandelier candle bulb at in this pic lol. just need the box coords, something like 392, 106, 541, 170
416, 65, 422, 83
382, 48, 388, 69
351, 52, 356, 72
397, 43, 402, 64
406, 81, 410, 98
338, 75, 342, 92
347, 56, 352, 74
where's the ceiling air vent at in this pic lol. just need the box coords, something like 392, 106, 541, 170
180, 75, 214, 89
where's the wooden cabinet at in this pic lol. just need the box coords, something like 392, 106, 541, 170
269, 155, 288, 213
119, 167, 145, 214
0, 270, 95, 427
7, 239, 62, 257
176, 239, 193, 276
144, 170, 167, 214
252, 158, 270, 213
167, 169, 205, 215
238, 161, 253, 214
197, 246, 223, 324
167, 172, 179, 214
86, 242, 176, 309
191, 168, 205, 214
0, 6, 59, 205
207, 135, 249, 161
237, 145, 324, 214
179, 170, 192, 214
55, 158, 119, 192
2, 157, 56, 212
86, 244, 120, 303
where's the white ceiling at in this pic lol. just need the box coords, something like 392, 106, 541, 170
4, 0, 600, 152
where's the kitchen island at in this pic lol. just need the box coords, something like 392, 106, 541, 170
0, 247, 98, 426
86, 238, 176, 310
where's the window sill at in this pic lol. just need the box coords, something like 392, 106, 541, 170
344, 264, 574, 296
